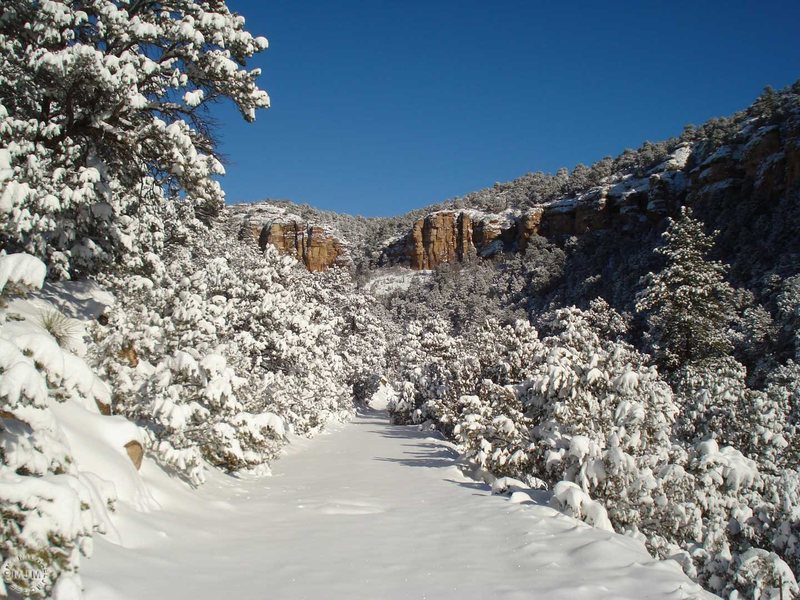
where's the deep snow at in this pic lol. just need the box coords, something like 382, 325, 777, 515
80, 407, 714, 600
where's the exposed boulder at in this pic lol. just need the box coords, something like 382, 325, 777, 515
124, 440, 144, 470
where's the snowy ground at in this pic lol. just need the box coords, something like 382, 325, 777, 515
81, 408, 715, 600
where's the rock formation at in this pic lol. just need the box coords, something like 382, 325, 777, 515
257, 220, 347, 272
407, 212, 473, 270
230, 104, 799, 275
383, 119, 800, 271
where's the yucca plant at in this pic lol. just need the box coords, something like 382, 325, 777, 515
38, 309, 81, 349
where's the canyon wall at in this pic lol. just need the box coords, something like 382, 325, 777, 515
233, 112, 800, 274
387, 119, 800, 270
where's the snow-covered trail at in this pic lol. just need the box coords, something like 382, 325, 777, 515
82, 408, 713, 599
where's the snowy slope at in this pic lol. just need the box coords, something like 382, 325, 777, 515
81, 408, 715, 600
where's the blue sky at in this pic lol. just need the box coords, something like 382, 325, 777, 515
217, 0, 800, 217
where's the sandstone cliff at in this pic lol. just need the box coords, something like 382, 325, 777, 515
257, 220, 347, 272
383, 116, 800, 270
229, 204, 350, 272
228, 91, 800, 276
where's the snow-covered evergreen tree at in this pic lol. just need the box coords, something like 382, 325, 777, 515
776, 275, 800, 361
0, 0, 269, 276
636, 207, 737, 372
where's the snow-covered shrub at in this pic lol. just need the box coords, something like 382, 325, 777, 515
550, 480, 614, 531
388, 381, 420, 425
390, 318, 457, 425
646, 438, 799, 599
0, 252, 47, 302
475, 318, 543, 385
298, 266, 389, 409
672, 357, 751, 447
732, 548, 799, 600
93, 217, 356, 482
242, 273, 351, 436
663, 356, 799, 593
524, 302, 679, 533
0, 253, 119, 597
761, 361, 800, 472
673, 356, 795, 475
760, 471, 800, 584
390, 316, 490, 437
524, 303, 800, 597
142, 350, 255, 484
341, 293, 389, 405
453, 380, 533, 479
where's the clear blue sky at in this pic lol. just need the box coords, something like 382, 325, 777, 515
216, 0, 800, 217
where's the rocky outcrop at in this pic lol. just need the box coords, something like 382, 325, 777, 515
229, 203, 350, 272
407, 212, 474, 270
391, 179, 678, 270
230, 104, 800, 276
515, 208, 543, 252
474, 214, 510, 256
404, 210, 533, 269
383, 121, 800, 271
257, 220, 347, 272
688, 121, 800, 207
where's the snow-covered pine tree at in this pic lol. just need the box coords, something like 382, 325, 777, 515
0, 0, 269, 277
777, 275, 800, 361
636, 207, 737, 372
